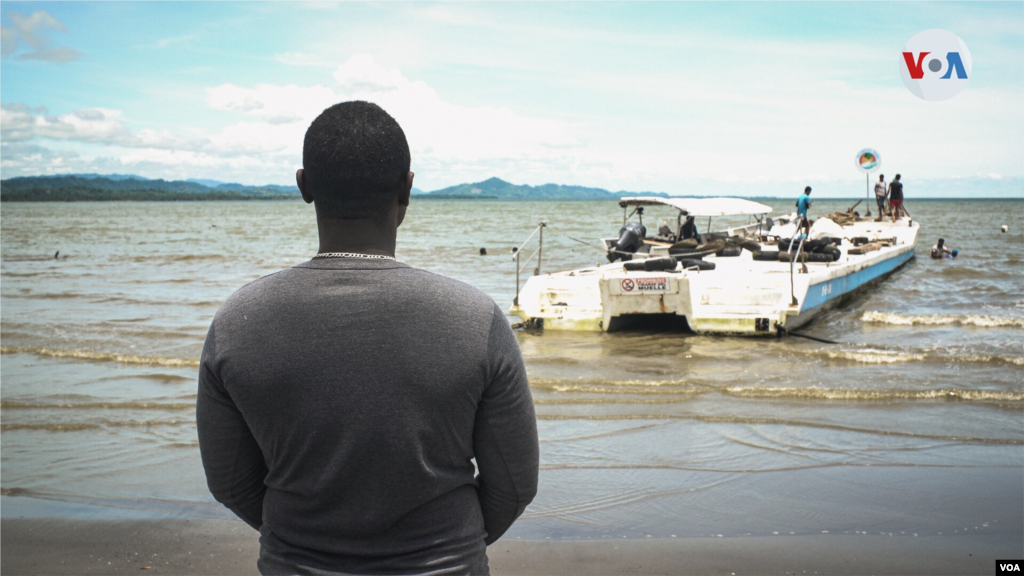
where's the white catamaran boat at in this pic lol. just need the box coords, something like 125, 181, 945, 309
509, 197, 919, 336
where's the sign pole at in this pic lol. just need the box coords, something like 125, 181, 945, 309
855, 148, 880, 217
865, 173, 871, 216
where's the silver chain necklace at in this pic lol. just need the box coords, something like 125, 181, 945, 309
313, 252, 396, 261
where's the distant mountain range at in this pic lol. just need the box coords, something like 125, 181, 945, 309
0, 174, 667, 201
0, 175, 299, 201
423, 177, 668, 200
3, 174, 1019, 202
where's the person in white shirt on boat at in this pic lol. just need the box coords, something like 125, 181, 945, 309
874, 175, 888, 222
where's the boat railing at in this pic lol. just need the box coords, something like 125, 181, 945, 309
789, 230, 807, 306
512, 222, 546, 306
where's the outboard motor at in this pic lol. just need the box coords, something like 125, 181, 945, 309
608, 221, 647, 262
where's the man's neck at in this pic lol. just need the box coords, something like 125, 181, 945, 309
315, 217, 397, 257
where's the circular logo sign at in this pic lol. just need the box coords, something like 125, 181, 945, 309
855, 149, 881, 173
620, 278, 635, 292
900, 29, 971, 101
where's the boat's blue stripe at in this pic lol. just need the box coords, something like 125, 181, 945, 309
801, 249, 914, 312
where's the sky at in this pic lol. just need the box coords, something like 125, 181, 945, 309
1, 2, 1022, 197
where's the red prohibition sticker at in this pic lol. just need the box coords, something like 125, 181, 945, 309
621, 278, 635, 291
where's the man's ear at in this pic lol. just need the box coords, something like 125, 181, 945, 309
395, 171, 413, 228
297, 169, 314, 204
399, 171, 413, 207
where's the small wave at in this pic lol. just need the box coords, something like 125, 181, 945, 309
534, 414, 1024, 444
1, 291, 81, 300
724, 386, 1024, 404
824, 349, 926, 364
0, 423, 101, 432
531, 378, 698, 389
530, 378, 709, 396
104, 373, 195, 384
124, 254, 227, 263
534, 397, 698, 405
98, 418, 194, 428
164, 442, 200, 449
861, 310, 1024, 328
1, 401, 195, 411
0, 419, 194, 432
0, 346, 199, 367
799, 346, 1024, 366
0, 487, 33, 496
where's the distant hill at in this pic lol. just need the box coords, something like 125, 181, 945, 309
1, 175, 300, 201
426, 177, 669, 200
185, 178, 226, 187
67, 173, 150, 181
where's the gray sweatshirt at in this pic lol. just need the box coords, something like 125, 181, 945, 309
197, 258, 538, 575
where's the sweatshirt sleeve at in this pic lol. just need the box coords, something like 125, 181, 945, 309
196, 321, 268, 530
473, 305, 540, 545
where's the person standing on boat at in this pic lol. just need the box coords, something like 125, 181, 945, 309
796, 186, 812, 234
874, 174, 888, 222
196, 101, 538, 575
680, 215, 702, 243
889, 174, 905, 222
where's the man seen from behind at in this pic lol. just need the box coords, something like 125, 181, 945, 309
197, 101, 539, 575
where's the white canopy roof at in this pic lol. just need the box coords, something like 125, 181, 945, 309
619, 196, 773, 217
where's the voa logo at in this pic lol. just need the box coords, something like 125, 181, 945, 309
900, 29, 972, 101
998, 560, 1023, 574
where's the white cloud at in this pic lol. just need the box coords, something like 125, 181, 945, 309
327, 55, 582, 167
206, 83, 336, 125
197, 54, 584, 184
1, 104, 207, 151
1, 10, 82, 62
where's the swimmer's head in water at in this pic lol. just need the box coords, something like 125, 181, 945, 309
938, 238, 945, 247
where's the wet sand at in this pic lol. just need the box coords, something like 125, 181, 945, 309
2, 516, 1019, 575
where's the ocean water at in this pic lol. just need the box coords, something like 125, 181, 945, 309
1, 199, 1022, 543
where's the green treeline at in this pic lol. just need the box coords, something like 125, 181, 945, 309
1, 175, 300, 202
0, 187, 289, 202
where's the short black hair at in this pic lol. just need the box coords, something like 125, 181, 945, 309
302, 101, 410, 220
894, 174, 901, 180
804, 186, 812, 193
879, 174, 884, 179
